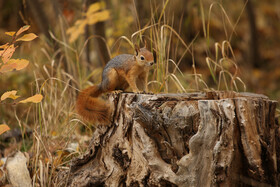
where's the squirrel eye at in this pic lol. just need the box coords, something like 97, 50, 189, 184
140, 56, 145, 61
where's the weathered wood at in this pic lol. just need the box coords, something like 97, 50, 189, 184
58, 92, 278, 187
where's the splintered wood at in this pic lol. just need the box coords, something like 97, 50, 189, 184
58, 92, 278, 187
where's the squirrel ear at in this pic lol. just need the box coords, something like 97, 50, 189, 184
134, 44, 140, 56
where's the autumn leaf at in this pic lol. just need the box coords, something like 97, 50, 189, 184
19, 94, 43, 104
16, 25, 30, 36
87, 10, 110, 25
0, 62, 17, 73
0, 59, 29, 73
86, 2, 105, 16
1, 44, 16, 64
0, 43, 9, 49
67, 19, 87, 43
0, 159, 4, 167
1, 90, 20, 101
67, 2, 109, 43
5, 32, 16, 37
10, 59, 29, 71
0, 124, 10, 135
16, 33, 38, 42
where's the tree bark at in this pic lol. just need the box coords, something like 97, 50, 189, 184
58, 91, 278, 187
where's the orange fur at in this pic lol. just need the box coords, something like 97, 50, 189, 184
76, 85, 111, 124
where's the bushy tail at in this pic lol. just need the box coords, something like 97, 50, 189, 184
76, 85, 111, 124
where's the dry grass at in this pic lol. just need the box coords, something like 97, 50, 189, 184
15, 19, 95, 186
1, 0, 271, 186
112, 0, 247, 94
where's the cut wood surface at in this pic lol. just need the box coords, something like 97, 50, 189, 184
58, 92, 278, 187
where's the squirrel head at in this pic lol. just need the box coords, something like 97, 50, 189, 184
134, 44, 155, 67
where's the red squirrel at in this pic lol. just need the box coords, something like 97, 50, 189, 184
76, 45, 154, 124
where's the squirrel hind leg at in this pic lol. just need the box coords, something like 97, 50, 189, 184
100, 68, 119, 92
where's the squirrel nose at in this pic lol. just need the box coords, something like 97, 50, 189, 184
149, 61, 154, 66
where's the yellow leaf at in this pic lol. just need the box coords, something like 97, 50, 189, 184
0, 43, 9, 49
87, 10, 110, 25
1, 90, 20, 101
67, 19, 87, 43
0, 62, 17, 73
16, 25, 30, 36
1, 44, 16, 64
11, 59, 29, 71
5, 32, 16, 37
0, 59, 29, 73
9, 94, 20, 100
19, 94, 43, 104
16, 33, 38, 42
0, 124, 10, 135
0, 159, 4, 167
51, 131, 57, 136
86, 2, 105, 16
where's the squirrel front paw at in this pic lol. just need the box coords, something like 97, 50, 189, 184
112, 90, 123, 94
135, 91, 153, 94
144, 91, 154, 94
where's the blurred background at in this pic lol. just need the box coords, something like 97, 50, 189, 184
0, 0, 279, 184
0, 0, 279, 96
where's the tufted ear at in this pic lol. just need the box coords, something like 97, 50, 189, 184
134, 44, 140, 56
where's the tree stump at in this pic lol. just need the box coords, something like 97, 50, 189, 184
58, 92, 278, 187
